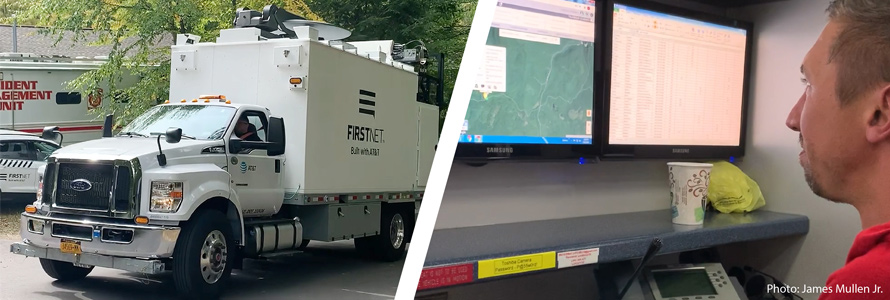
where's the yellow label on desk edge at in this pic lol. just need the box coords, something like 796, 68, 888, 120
477, 252, 556, 279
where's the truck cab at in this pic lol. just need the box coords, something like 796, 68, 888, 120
112, 97, 288, 220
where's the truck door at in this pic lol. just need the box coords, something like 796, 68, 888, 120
228, 110, 283, 217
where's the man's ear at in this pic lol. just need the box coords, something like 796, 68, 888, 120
865, 85, 890, 143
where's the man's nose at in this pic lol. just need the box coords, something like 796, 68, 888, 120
786, 91, 805, 132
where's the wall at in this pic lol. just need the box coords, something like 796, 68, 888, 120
436, 160, 673, 229
434, 0, 855, 299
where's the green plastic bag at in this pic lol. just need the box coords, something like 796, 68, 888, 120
706, 161, 766, 213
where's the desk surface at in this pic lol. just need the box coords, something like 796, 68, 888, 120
418, 210, 809, 291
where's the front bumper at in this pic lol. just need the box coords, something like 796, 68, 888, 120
14, 212, 181, 259
10, 242, 167, 274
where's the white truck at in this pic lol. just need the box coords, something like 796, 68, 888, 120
0, 54, 141, 145
10, 6, 440, 299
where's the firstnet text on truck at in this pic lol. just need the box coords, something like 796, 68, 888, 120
347, 124, 385, 143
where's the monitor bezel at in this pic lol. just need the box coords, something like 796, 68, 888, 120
454, 0, 605, 162
599, 0, 754, 160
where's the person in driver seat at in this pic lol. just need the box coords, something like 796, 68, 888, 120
233, 115, 263, 142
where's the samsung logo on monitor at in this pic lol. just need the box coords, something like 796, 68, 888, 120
486, 147, 513, 154
672, 148, 690, 154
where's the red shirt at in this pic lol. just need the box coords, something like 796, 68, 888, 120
819, 221, 890, 299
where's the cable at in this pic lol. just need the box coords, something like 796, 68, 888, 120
403, 40, 427, 50
403, 40, 429, 59
618, 238, 664, 299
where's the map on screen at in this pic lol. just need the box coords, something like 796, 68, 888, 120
460, 0, 596, 145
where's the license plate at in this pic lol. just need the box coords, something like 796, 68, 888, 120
60, 239, 82, 254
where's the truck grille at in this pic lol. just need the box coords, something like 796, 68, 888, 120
55, 163, 117, 210
45, 158, 140, 219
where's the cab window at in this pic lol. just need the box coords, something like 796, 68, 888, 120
31, 141, 60, 161
246, 114, 267, 142
0, 141, 32, 160
231, 111, 268, 142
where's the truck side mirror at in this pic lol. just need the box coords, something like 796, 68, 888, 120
165, 127, 183, 144
229, 137, 243, 154
156, 127, 182, 167
267, 117, 286, 156
41, 126, 62, 145
102, 115, 114, 138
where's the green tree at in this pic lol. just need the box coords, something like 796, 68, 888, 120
306, 0, 476, 127
9, 0, 320, 126
0, 0, 38, 25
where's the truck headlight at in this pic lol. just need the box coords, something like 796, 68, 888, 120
35, 175, 44, 204
150, 181, 184, 213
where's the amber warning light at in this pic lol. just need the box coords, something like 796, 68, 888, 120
289, 78, 302, 85
197, 95, 231, 103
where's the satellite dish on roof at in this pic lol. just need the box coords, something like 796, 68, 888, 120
282, 20, 351, 41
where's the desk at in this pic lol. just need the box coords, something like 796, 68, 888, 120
418, 210, 809, 291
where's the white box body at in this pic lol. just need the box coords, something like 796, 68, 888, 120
169, 30, 438, 195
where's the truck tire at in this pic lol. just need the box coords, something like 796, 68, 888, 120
372, 206, 408, 262
39, 258, 93, 281
172, 209, 235, 300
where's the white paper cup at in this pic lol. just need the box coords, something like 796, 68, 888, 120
668, 162, 713, 225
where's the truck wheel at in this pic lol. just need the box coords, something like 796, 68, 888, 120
373, 207, 408, 262
39, 258, 93, 281
172, 210, 234, 300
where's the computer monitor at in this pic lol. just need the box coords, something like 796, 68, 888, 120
455, 0, 601, 161
601, 0, 753, 159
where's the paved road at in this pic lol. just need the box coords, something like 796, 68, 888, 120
0, 239, 405, 300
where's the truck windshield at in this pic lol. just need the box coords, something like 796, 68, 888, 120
120, 105, 237, 140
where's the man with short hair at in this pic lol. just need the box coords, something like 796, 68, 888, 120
786, 0, 890, 298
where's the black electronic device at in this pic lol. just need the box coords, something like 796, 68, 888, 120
455, 0, 603, 162
643, 263, 743, 300
599, 0, 754, 160
233, 4, 351, 41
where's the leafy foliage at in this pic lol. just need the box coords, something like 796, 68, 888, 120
10, 0, 474, 128
0, 0, 37, 25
